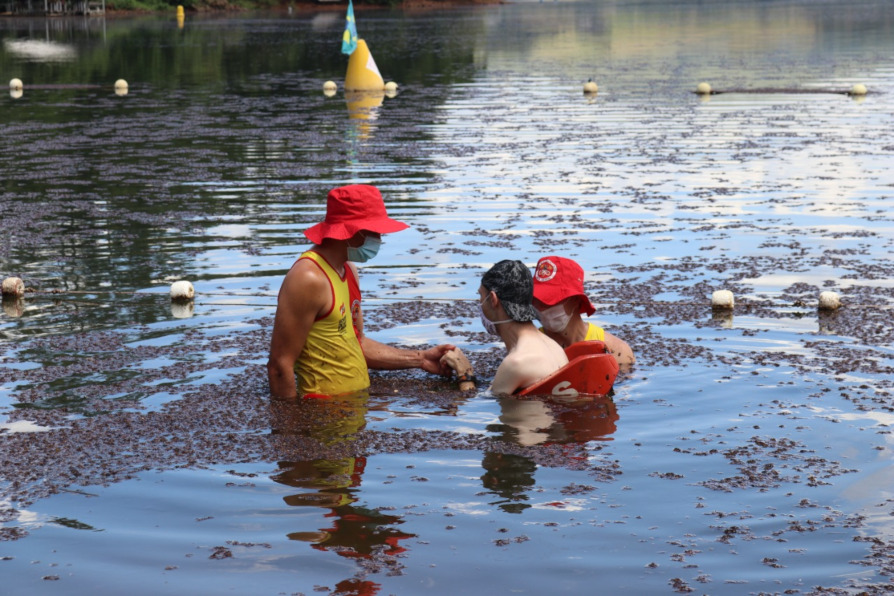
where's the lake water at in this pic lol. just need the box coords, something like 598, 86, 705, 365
2, 0, 894, 593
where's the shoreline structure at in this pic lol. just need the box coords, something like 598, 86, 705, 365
0, 0, 505, 17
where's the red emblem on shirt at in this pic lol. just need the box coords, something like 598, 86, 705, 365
351, 299, 361, 328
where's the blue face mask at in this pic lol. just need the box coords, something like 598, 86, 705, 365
347, 234, 382, 263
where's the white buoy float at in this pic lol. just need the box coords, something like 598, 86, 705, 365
583, 79, 598, 94
818, 291, 841, 311
850, 83, 867, 96
384, 81, 398, 98
323, 80, 337, 92
9, 78, 23, 90
696, 82, 712, 95
711, 289, 734, 310
114, 79, 128, 96
170, 280, 194, 302
1, 277, 25, 297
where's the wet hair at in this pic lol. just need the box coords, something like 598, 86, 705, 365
481, 260, 539, 322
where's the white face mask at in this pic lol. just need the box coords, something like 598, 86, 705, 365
479, 295, 512, 336
536, 302, 572, 333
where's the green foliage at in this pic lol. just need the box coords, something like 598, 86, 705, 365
107, 0, 169, 10
101, 0, 427, 11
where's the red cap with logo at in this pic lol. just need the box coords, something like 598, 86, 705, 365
532, 255, 596, 316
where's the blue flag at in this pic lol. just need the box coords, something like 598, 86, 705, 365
341, 0, 358, 55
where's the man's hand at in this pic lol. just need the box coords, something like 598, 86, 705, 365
420, 344, 457, 376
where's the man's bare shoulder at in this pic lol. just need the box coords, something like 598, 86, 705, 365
284, 256, 327, 283
278, 257, 331, 304
501, 348, 558, 374
493, 349, 534, 383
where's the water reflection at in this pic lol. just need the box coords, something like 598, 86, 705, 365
817, 310, 840, 336
496, 394, 619, 445
481, 451, 537, 514
2, 39, 76, 62
711, 310, 734, 329
482, 394, 619, 513
1, 295, 25, 318
0, 1, 892, 590
345, 90, 384, 142
270, 393, 414, 589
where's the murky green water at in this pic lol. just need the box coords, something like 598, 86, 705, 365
2, 1, 894, 593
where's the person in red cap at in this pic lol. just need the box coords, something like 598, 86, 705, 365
532, 256, 635, 368
267, 184, 456, 398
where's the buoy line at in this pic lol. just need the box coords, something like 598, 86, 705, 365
694, 82, 870, 97
3, 288, 884, 310
697, 88, 863, 95
0, 277, 872, 313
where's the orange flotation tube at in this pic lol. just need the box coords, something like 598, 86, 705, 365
518, 340, 618, 399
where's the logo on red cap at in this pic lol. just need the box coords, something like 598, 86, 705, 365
534, 259, 558, 283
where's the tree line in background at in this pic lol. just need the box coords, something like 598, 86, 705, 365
107, 0, 410, 12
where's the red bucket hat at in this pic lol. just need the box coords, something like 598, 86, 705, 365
532, 256, 596, 316
304, 184, 409, 245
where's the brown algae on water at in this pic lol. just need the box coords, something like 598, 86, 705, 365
2, 1, 894, 592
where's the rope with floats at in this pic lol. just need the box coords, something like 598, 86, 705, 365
693, 82, 870, 97
1, 276, 861, 317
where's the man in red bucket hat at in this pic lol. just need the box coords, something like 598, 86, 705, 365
267, 184, 455, 398
532, 255, 635, 368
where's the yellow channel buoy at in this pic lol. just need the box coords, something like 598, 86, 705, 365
344, 39, 385, 92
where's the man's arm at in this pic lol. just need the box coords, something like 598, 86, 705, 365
267, 261, 330, 398
490, 357, 524, 396
604, 332, 635, 369
348, 262, 455, 375
359, 335, 455, 375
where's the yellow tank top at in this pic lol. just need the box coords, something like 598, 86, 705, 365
538, 321, 605, 343
585, 322, 606, 342
294, 251, 369, 396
